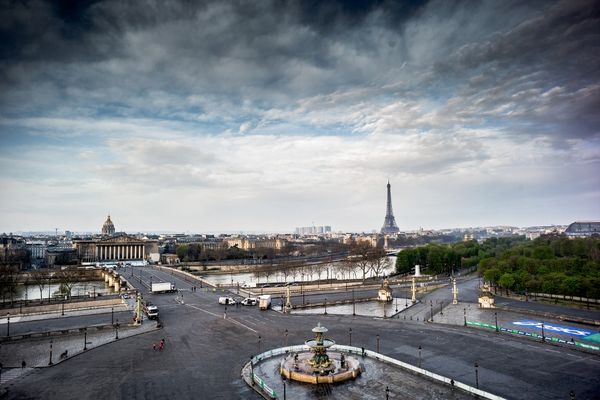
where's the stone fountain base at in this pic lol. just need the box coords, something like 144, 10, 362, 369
280, 351, 362, 384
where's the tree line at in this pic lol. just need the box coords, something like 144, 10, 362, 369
395, 235, 600, 298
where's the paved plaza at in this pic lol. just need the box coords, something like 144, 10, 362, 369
1, 267, 599, 399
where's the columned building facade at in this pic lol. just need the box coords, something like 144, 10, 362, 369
74, 235, 158, 262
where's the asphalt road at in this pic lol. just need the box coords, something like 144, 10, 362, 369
3, 267, 600, 400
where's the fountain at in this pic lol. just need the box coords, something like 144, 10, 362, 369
280, 323, 362, 384
377, 278, 393, 302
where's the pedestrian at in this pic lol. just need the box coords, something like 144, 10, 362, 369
21, 360, 26, 369
159, 338, 165, 351
153, 343, 156, 351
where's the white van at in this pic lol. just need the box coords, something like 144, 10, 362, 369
218, 297, 236, 305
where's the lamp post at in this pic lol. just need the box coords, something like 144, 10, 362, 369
494, 312, 498, 333
62, 300, 65, 316
440, 301, 443, 316
48, 339, 53, 366
418, 345, 422, 368
395, 297, 398, 313
282, 375, 287, 400
541, 321, 545, 343
258, 335, 262, 353
324, 298, 327, 315
474, 362, 479, 389
6, 313, 9, 337
114, 319, 119, 340
250, 356, 254, 386
349, 328, 352, 346
463, 308, 467, 327
284, 329, 288, 347
429, 300, 433, 322
376, 334, 380, 353
83, 328, 88, 351
352, 289, 356, 316
111, 306, 114, 325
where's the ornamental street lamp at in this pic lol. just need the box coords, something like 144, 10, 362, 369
324, 298, 327, 315
429, 300, 433, 322
474, 362, 479, 389
250, 356, 255, 386
418, 345, 422, 368
258, 335, 262, 353
352, 289, 356, 316
83, 328, 88, 351
6, 313, 9, 337
282, 375, 287, 400
48, 339, 53, 366
114, 319, 120, 340
494, 312, 499, 332
541, 321, 545, 342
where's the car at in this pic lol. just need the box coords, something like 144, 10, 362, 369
218, 297, 237, 305
241, 297, 258, 306
122, 293, 130, 299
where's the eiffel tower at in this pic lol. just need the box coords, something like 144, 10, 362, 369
381, 180, 399, 234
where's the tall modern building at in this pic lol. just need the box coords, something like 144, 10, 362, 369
380, 181, 400, 234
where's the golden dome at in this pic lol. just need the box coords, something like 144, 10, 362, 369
102, 214, 115, 235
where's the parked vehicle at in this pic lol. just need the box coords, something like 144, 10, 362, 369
218, 297, 237, 305
258, 295, 271, 310
241, 297, 258, 306
151, 282, 176, 293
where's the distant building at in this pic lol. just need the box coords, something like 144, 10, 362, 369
564, 221, 600, 237
295, 226, 332, 236
74, 234, 159, 263
101, 214, 116, 236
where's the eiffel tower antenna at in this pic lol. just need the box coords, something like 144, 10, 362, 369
381, 180, 399, 234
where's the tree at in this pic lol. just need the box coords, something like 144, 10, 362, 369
498, 273, 515, 293
55, 267, 82, 299
368, 246, 390, 278
30, 268, 49, 303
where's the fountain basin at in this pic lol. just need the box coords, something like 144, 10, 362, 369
280, 351, 361, 384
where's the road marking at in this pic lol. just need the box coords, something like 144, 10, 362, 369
185, 304, 258, 333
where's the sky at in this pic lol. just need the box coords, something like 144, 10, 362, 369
0, 0, 599, 234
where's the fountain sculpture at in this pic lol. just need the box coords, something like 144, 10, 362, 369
280, 323, 361, 384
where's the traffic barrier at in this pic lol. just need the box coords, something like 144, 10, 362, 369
466, 321, 600, 351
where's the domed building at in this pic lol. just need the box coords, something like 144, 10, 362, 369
101, 214, 115, 236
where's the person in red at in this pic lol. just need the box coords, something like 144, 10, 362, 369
159, 338, 165, 351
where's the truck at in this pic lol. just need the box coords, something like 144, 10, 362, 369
151, 282, 176, 293
258, 294, 271, 310
144, 302, 159, 320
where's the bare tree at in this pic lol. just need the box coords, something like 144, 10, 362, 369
0, 265, 19, 304
350, 241, 373, 281
368, 246, 391, 278
55, 267, 81, 299
30, 268, 49, 303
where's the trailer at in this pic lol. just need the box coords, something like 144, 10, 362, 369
151, 282, 176, 293
258, 294, 271, 310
